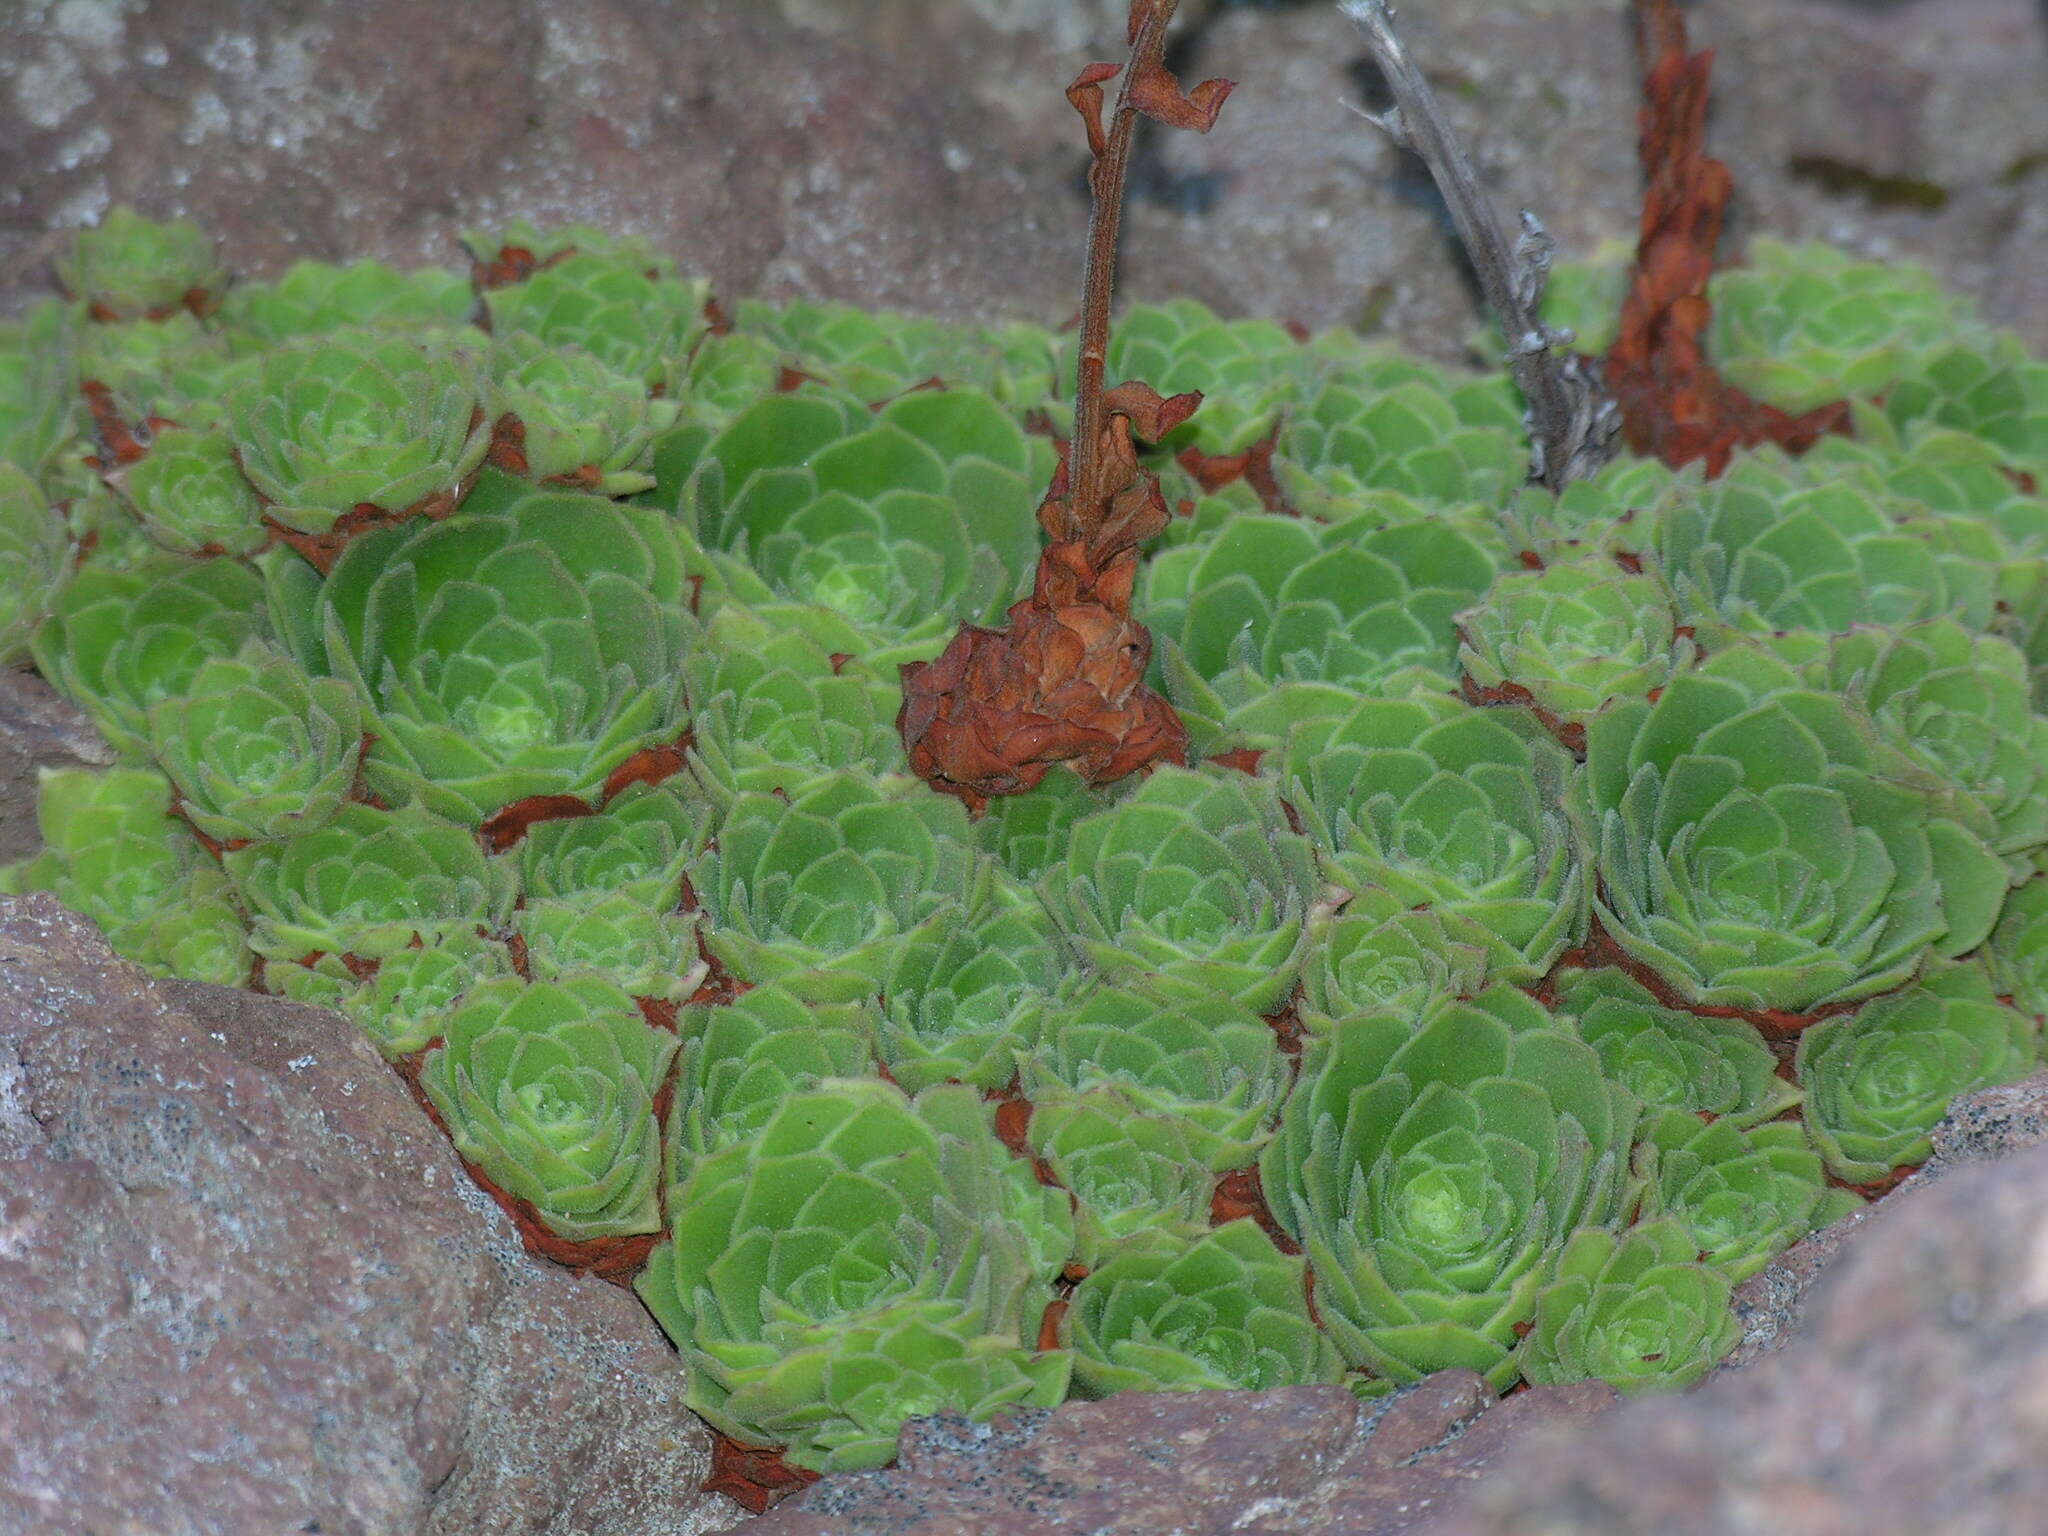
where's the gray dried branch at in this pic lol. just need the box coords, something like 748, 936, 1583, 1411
1339, 0, 1617, 491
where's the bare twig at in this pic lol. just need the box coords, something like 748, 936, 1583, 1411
1339, 0, 1617, 491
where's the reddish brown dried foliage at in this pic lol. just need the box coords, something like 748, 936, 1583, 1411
898, 0, 1232, 811
478, 792, 599, 852
600, 732, 693, 801
703, 1433, 823, 1513
1211, 1167, 1299, 1256
1604, 0, 1851, 476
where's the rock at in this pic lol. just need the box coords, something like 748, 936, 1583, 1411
1429, 1137, 2048, 1536
750, 1369, 1616, 1535
1134, 0, 2048, 356
0, 0, 2041, 361
1919, 1069, 2048, 1179
1721, 1069, 2048, 1369
0, 666, 111, 867
0, 893, 743, 1536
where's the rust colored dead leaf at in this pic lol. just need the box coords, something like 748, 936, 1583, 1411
478, 792, 598, 853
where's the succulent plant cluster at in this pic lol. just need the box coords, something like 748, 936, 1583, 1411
5, 207, 2046, 1474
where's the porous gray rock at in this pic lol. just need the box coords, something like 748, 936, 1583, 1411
0, 0, 2040, 362
0, 892, 743, 1536
750, 1369, 1617, 1535
1430, 1137, 2048, 1535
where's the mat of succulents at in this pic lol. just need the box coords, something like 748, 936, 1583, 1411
4, 0, 2047, 1511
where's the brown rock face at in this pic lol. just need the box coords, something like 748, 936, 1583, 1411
750, 1372, 1616, 1536
0, 893, 743, 1536
1, 0, 2040, 358
1432, 1137, 2048, 1536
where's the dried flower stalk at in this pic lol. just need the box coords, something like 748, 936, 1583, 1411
1340, 0, 1616, 490
1603, 0, 1851, 475
899, 0, 1233, 811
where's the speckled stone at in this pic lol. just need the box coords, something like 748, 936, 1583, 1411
1, 0, 2040, 361
1433, 1139, 2048, 1535
752, 1371, 1617, 1535
0, 893, 743, 1536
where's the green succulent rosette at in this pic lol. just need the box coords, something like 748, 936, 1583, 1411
224, 801, 518, 964
668, 984, 877, 1175
1795, 960, 2039, 1185
420, 974, 676, 1241
483, 252, 710, 391
1881, 333, 2048, 474
1457, 555, 1694, 726
145, 638, 364, 845
1020, 975, 1290, 1172
73, 310, 257, 430
108, 860, 254, 987
734, 298, 987, 405
874, 891, 1065, 1092
1555, 968, 1800, 1131
31, 552, 267, 759
64, 486, 156, 573
695, 770, 988, 1002
1498, 455, 1682, 568
1281, 692, 1584, 984
0, 463, 68, 664
1814, 423, 2048, 551
1301, 885, 1490, 1025
678, 388, 1045, 658
0, 765, 210, 945
286, 490, 708, 823
0, 299, 83, 489
636, 1079, 1073, 1472
515, 780, 710, 910
1064, 1220, 1341, 1395
56, 208, 223, 319
1146, 511, 1503, 729
1516, 1220, 1741, 1394
1986, 875, 2048, 1020
1659, 455, 2009, 637
265, 933, 518, 1059
1261, 987, 1639, 1387
226, 329, 490, 535
1040, 763, 1320, 1011
513, 895, 705, 1001
1024, 1091, 1213, 1267
118, 426, 270, 557
219, 260, 476, 347
980, 320, 1064, 418
973, 768, 1115, 885
713, 1303, 1071, 1476
673, 329, 785, 426
1708, 241, 1983, 413
1825, 619, 2048, 865
1277, 364, 1525, 517
1634, 1110, 1861, 1283
484, 331, 680, 495
682, 601, 905, 801
1581, 644, 2008, 1012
